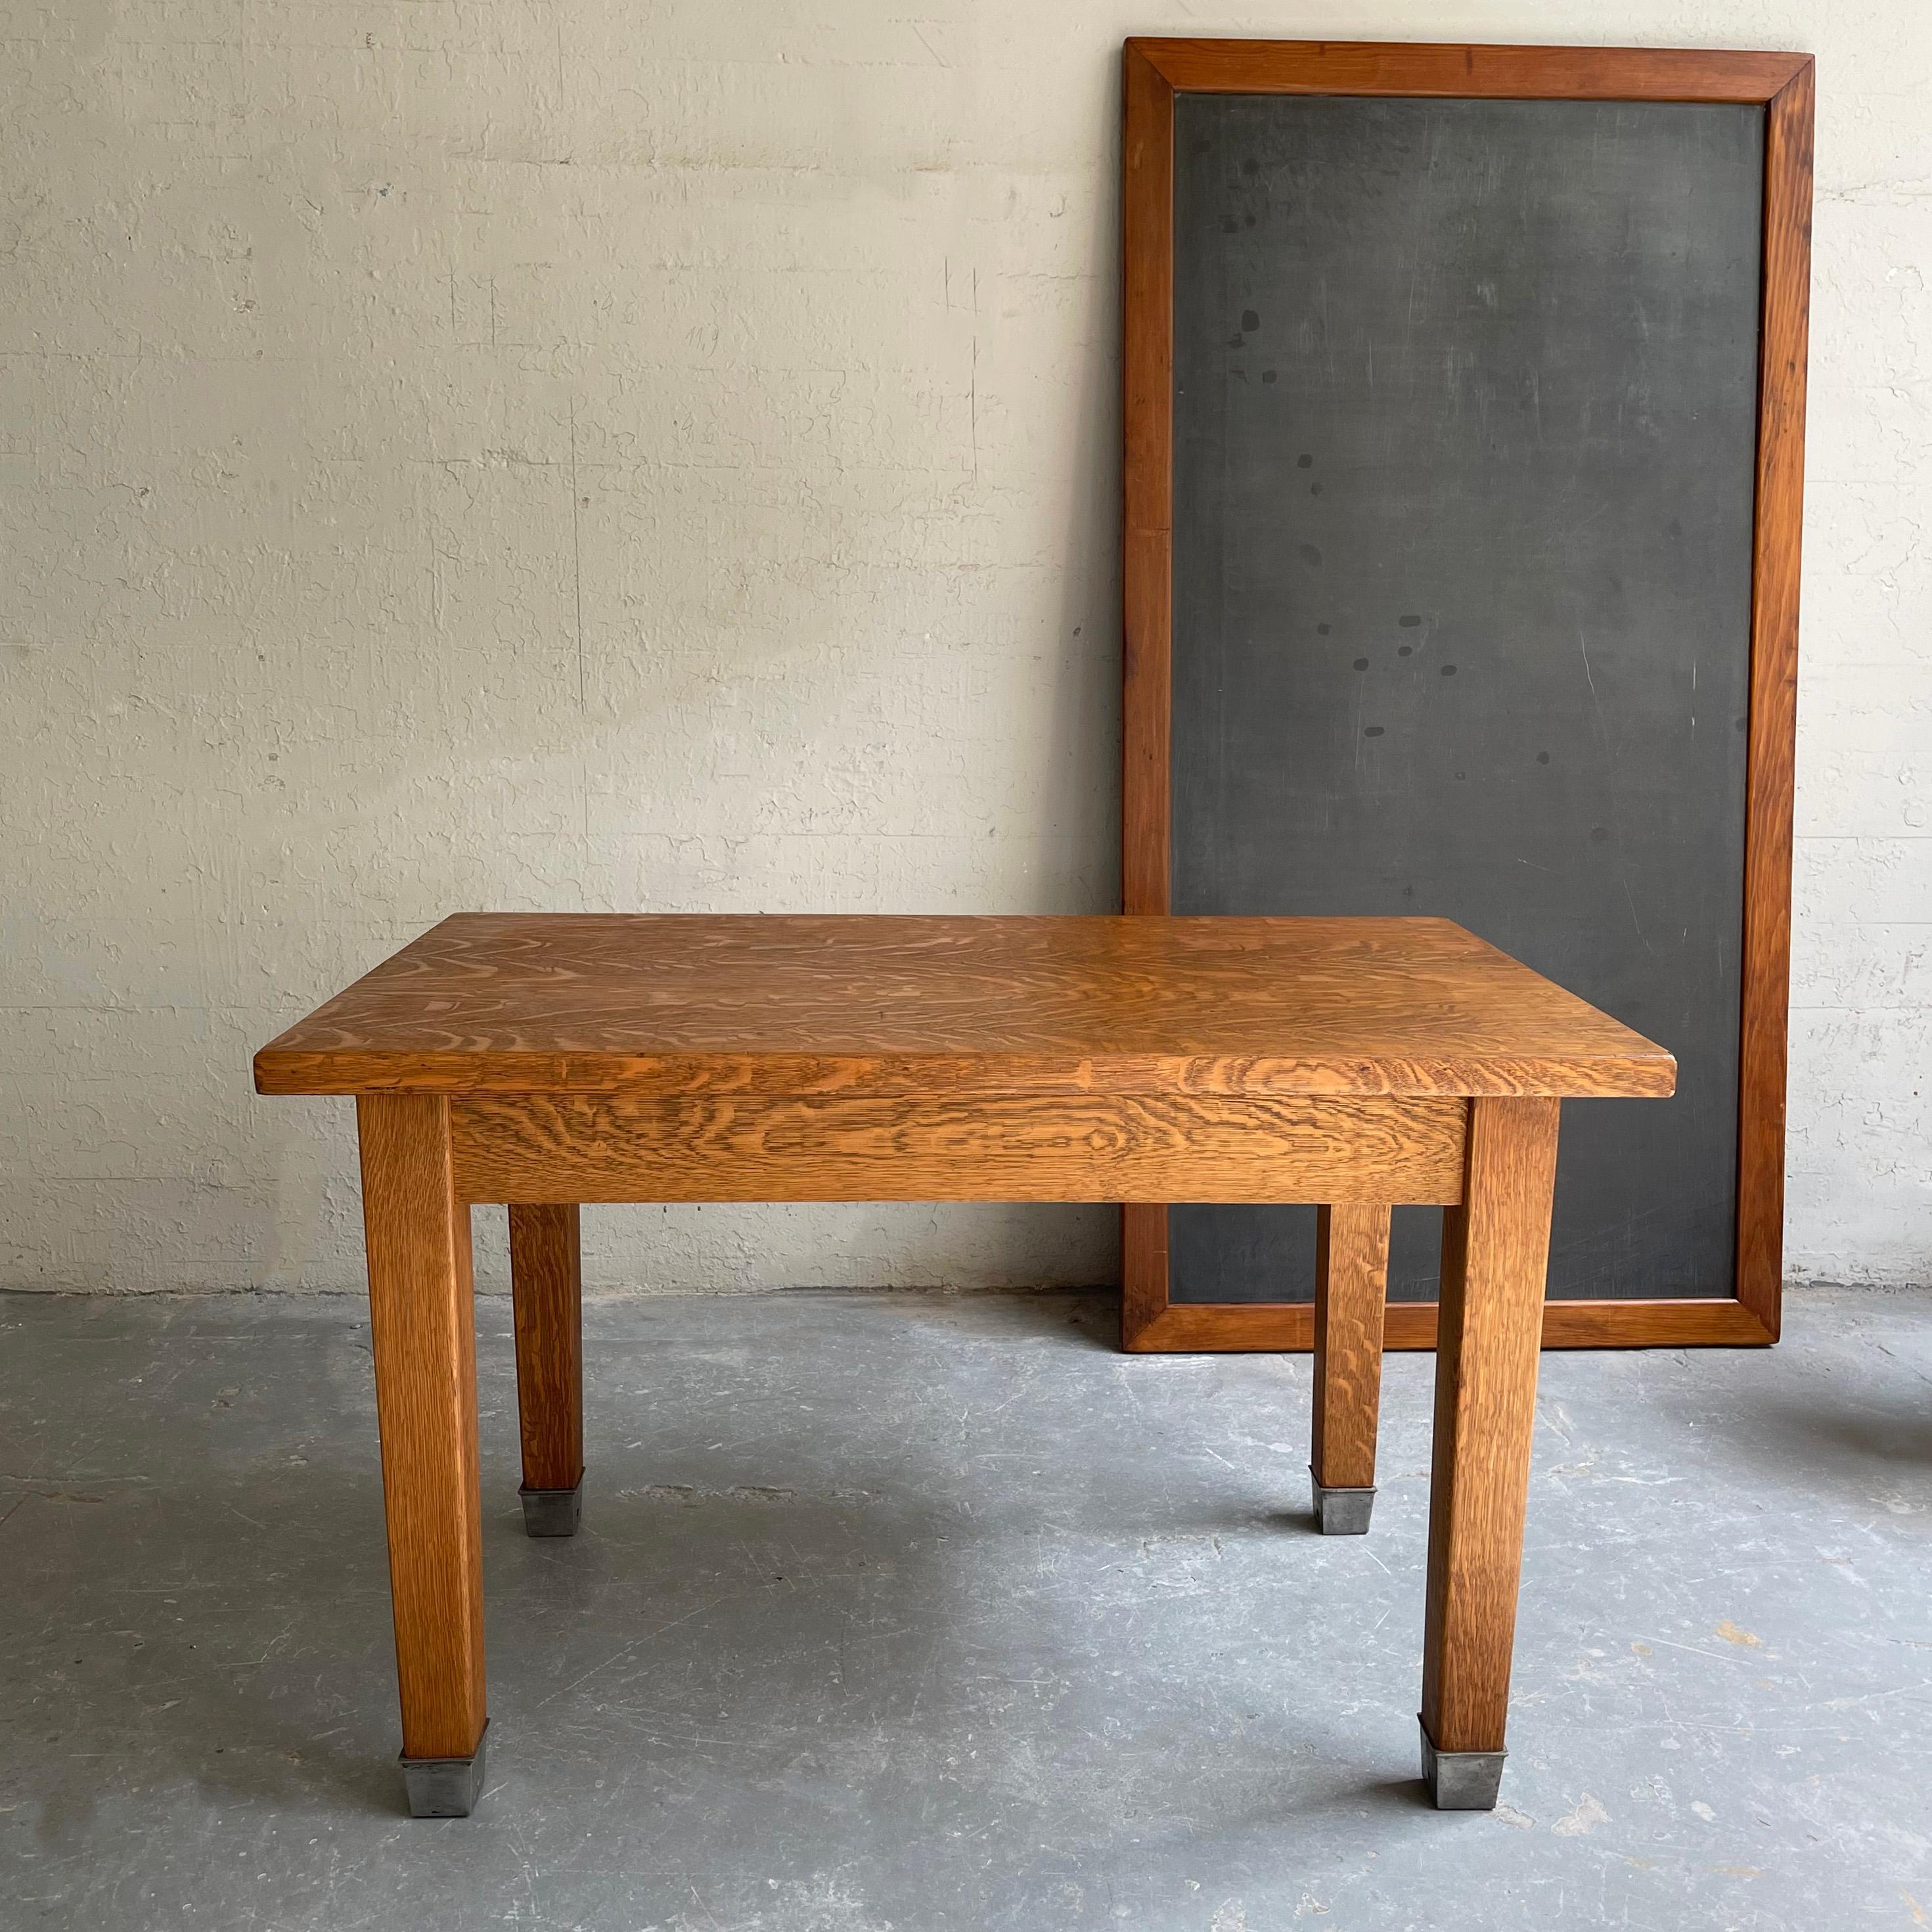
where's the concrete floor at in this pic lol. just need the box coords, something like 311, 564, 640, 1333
1, 1285, 1927, 1931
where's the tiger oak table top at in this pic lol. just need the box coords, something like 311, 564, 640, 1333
252, 913, 1674, 1101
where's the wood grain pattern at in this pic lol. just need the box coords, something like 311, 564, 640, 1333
1311, 1204, 1392, 1493
1420, 1097, 1560, 1756
1119, 1203, 1169, 1347
1122, 41, 1174, 916
452, 1092, 1470, 1207
254, 915, 1673, 1102
1735, 60, 1814, 1345
1115, 36, 1807, 1352
357, 1094, 487, 1763
1129, 1295, 1775, 1353
508, 1203, 583, 1496
1128, 38, 1809, 102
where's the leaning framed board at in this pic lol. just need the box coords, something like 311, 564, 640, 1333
1119, 41, 1812, 1352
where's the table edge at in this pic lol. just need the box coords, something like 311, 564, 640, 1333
252, 1046, 1678, 1100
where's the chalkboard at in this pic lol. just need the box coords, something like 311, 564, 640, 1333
1119, 43, 1812, 1347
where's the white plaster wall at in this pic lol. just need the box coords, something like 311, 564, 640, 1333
1, 1, 1925, 1293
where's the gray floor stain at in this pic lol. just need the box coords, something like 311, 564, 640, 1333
0, 1283, 1927, 1929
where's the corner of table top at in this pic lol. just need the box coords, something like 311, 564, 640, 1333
253, 1039, 311, 1096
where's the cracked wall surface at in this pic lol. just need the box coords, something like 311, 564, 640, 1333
1, 3, 1925, 1293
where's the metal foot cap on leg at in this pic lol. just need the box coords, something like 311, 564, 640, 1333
1309, 1467, 1376, 1535
1419, 1717, 1506, 1810
401, 1721, 488, 1818
519, 1479, 583, 1537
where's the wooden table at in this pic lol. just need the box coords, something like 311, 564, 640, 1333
254, 913, 1673, 1816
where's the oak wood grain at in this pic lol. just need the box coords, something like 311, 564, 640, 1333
254, 915, 1674, 1102
358, 1094, 487, 1763
1119, 1203, 1169, 1348
452, 1092, 1470, 1207
1735, 60, 1814, 1344
1420, 1096, 1560, 1756
1122, 40, 1175, 916
1312, 1204, 1392, 1493
508, 1203, 583, 1497
1127, 38, 1809, 102
1127, 1295, 1775, 1353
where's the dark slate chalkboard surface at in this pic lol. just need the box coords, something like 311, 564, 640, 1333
1167, 97, 1763, 1304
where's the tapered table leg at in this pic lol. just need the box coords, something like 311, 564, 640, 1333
358, 1094, 489, 1818
509, 1203, 584, 1536
1419, 1096, 1560, 1810
1311, 1202, 1391, 1533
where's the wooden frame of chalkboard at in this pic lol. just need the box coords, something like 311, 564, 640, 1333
1120, 39, 1813, 1353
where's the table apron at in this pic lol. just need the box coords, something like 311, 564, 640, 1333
448, 1092, 1469, 1206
